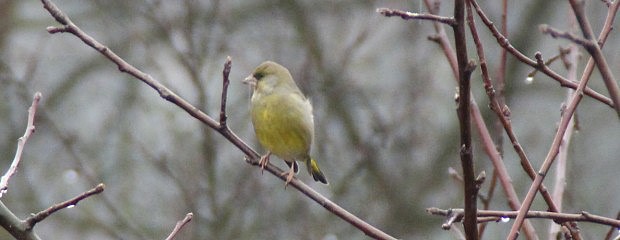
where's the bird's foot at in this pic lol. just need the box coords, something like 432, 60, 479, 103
258, 152, 271, 174
280, 166, 296, 188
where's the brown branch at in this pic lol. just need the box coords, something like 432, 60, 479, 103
219, 56, 232, 128
377, 8, 456, 25
0, 92, 42, 197
25, 183, 105, 228
508, 1, 620, 238
604, 211, 620, 240
453, 0, 478, 238
468, 0, 614, 108
428, 208, 620, 228
549, 44, 579, 239
0, 201, 41, 240
539, 24, 590, 47
568, 0, 620, 117
165, 213, 193, 240
508, 45, 585, 240
411, 2, 538, 237
40, 1, 396, 239
465, 2, 542, 239
423, 0, 459, 78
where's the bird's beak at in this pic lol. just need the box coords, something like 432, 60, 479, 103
243, 75, 257, 87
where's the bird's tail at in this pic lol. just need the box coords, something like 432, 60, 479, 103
305, 156, 328, 184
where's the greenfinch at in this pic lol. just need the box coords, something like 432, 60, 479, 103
244, 61, 328, 185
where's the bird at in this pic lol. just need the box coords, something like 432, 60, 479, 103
243, 61, 328, 186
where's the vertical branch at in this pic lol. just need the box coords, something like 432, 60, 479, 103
465, 2, 540, 239
480, 0, 506, 237
219, 56, 232, 127
453, 0, 478, 239
549, 45, 578, 239
494, 0, 508, 147
423, 0, 459, 78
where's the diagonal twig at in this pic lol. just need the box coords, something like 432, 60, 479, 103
0, 92, 42, 198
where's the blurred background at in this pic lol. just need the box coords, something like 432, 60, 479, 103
1, 0, 619, 239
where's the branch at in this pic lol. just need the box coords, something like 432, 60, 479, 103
567, 0, 620, 117
468, 0, 614, 108
165, 213, 193, 240
453, 0, 478, 238
428, 208, 620, 228
0, 201, 41, 240
548, 43, 580, 239
508, 1, 620, 238
422, 0, 459, 78
465, 2, 542, 239
0, 184, 103, 240
0, 92, 42, 198
39, 1, 396, 239
376, 8, 456, 25
539, 24, 590, 46
25, 183, 105, 227
397, 2, 537, 237
219, 56, 232, 128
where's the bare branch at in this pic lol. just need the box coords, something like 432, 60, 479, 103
165, 213, 193, 240
465, 3, 543, 238
0, 201, 41, 240
453, 0, 478, 238
509, 1, 620, 238
428, 208, 620, 228
377, 8, 456, 25
539, 24, 591, 47
568, 0, 620, 117
219, 56, 232, 128
25, 184, 105, 228
0, 92, 42, 198
468, 0, 614, 108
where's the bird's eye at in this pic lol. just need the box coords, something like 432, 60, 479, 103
254, 72, 264, 80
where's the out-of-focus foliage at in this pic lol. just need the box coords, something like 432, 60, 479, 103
0, 0, 619, 239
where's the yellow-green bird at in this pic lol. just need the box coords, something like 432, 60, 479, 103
244, 61, 328, 185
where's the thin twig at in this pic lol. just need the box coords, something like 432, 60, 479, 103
39, 1, 396, 239
428, 208, 620, 228
376, 8, 456, 25
0, 92, 42, 198
539, 24, 590, 46
25, 183, 105, 228
219, 56, 232, 128
165, 213, 193, 240
423, 0, 459, 78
